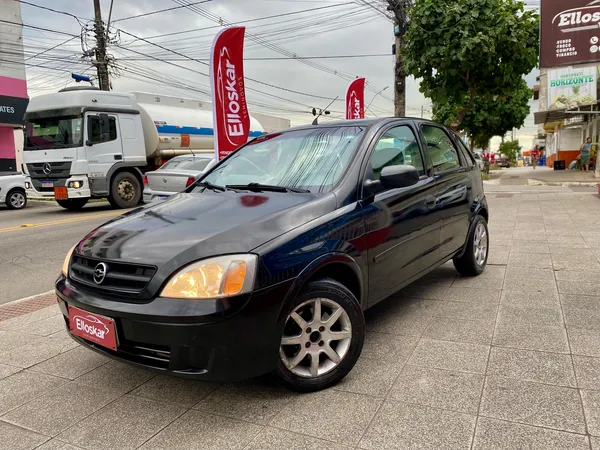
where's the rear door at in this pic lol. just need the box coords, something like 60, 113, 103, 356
420, 124, 472, 260
364, 123, 440, 304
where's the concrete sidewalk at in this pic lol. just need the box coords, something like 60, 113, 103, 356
493, 166, 598, 186
2, 191, 600, 449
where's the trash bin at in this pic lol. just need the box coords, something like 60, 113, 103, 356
554, 160, 566, 170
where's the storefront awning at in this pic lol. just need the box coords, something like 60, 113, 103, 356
534, 102, 600, 126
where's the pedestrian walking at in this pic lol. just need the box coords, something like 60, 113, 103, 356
531, 148, 539, 170
580, 137, 592, 172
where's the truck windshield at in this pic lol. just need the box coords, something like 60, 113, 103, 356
24, 116, 83, 150
199, 126, 364, 193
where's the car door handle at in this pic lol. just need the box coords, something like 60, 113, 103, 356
426, 195, 437, 209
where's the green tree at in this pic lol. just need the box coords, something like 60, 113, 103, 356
498, 140, 520, 162
403, 0, 538, 131
433, 78, 532, 148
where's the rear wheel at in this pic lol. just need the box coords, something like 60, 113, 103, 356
6, 189, 27, 210
56, 198, 88, 211
109, 172, 141, 209
453, 215, 488, 276
275, 278, 365, 393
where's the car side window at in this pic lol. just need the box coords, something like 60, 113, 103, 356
368, 125, 425, 180
421, 125, 461, 173
455, 138, 476, 167
89, 116, 117, 143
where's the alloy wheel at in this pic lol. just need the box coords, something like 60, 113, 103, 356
279, 298, 352, 378
10, 192, 26, 209
473, 222, 488, 267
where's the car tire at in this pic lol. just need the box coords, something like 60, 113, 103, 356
453, 215, 489, 276
6, 189, 27, 210
275, 277, 365, 393
109, 172, 141, 209
56, 198, 89, 211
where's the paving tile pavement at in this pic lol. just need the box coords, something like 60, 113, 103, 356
3, 192, 600, 448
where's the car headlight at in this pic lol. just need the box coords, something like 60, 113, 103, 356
62, 245, 76, 276
160, 254, 257, 299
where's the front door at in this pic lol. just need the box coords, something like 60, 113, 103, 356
85, 114, 123, 180
364, 123, 440, 305
420, 124, 472, 260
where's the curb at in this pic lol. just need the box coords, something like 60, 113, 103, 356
0, 290, 56, 322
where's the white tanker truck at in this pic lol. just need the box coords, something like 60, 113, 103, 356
22, 88, 271, 210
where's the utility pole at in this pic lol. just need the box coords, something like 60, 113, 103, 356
387, 0, 411, 117
93, 0, 110, 91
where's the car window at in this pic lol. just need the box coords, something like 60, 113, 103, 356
186, 159, 212, 171
89, 116, 117, 143
455, 137, 475, 167
421, 125, 461, 173
368, 125, 425, 180
160, 158, 194, 170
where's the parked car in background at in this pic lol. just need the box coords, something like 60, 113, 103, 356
496, 156, 511, 168
57, 118, 489, 392
473, 152, 490, 174
0, 172, 28, 210
143, 154, 215, 203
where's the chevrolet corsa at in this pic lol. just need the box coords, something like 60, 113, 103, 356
57, 118, 489, 392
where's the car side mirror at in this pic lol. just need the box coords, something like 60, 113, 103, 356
380, 165, 420, 189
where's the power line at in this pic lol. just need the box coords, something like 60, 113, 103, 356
0, 19, 80, 38
111, 0, 213, 23
14, 0, 90, 23
128, 2, 355, 41
110, 53, 392, 61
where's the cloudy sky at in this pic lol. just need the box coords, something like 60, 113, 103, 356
13, 0, 540, 150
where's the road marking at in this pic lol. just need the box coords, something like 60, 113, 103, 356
0, 210, 123, 233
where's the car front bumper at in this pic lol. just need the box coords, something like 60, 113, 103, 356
55, 276, 291, 381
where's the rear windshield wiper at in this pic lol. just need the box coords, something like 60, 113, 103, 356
195, 181, 226, 192
226, 183, 310, 193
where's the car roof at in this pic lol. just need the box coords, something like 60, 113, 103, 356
277, 117, 444, 134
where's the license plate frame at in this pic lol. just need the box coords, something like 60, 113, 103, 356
41, 181, 53, 188
156, 195, 168, 200
54, 186, 68, 200
68, 306, 118, 351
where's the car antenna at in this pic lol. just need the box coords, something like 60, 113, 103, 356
312, 96, 338, 125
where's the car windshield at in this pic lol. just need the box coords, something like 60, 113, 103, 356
24, 115, 83, 150
199, 126, 364, 193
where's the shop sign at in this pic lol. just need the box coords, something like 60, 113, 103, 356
0, 95, 29, 126
541, 0, 600, 67
548, 66, 598, 109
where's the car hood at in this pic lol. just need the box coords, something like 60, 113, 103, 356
76, 190, 336, 268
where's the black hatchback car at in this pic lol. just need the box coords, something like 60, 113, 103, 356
57, 118, 489, 392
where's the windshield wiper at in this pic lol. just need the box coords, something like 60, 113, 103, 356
195, 181, 226, 192
226, 183, 310, 193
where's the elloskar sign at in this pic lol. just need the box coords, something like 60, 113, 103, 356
345, 78, 366, 120
541, 0, 600, 67
209, 26, 250, 161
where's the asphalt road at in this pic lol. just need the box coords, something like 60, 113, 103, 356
0, 201, 127, 305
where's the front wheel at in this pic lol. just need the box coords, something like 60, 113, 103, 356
275, 278, 365, 393
453, 215, 489, 276
56, 198, 88, 211
6, 189, 27, 210
109, 172, 141, 209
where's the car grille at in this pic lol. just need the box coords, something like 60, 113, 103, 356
27, 162, 72, 179
70, 255, 157, 293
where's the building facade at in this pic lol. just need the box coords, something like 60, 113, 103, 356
0, 0, 28, 172
535, 0, 600, 173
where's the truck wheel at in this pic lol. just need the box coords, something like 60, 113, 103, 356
6, 189, 27, 210
109, 172, 141, 209
56, 199, 88, 211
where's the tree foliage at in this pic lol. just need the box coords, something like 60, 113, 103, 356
433, 78, 532, 146
498, 140, 520, 162
403, 0, 539, 134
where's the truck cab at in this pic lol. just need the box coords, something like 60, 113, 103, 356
23, 88, 148, 210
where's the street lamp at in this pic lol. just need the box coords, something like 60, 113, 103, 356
366, 86, 389, 114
